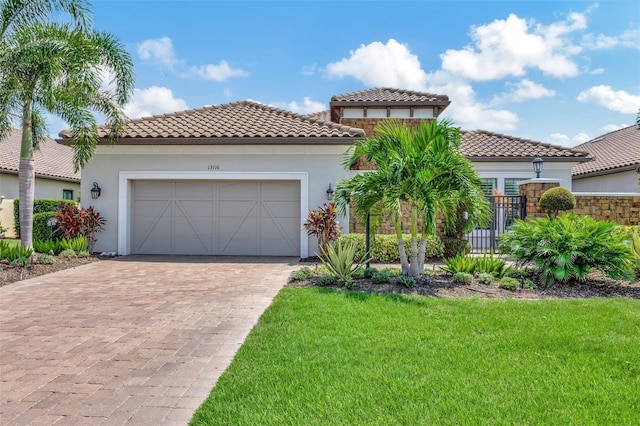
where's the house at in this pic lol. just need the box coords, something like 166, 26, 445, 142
571, 125, 640, 193
1, 128, 80, 237
57, 87, 589, 257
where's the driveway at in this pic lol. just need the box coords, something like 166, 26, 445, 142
0, 255, 298, 425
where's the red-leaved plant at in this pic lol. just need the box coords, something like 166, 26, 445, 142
55, 203, 106, 252
303, 203, 342, 255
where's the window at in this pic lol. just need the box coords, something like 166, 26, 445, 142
479, 178, 496, 197
62, 189, 74, 200
505, 179, 525, 196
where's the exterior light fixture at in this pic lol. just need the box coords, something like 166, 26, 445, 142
90, 182, 102, 199
532, 156, 543, 179
326, 184, 334, 201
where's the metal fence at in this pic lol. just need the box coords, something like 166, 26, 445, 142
466, 195, 526, 252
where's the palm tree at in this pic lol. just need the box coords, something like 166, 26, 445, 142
334, 119, 491, 278
0, 1, 133, 248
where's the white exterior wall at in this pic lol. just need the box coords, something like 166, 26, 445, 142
341, 107, 433, 119
0, 173, 79, 200
81, 144, 353, 256
472, 161, 577, 191
572, 170, 640, 193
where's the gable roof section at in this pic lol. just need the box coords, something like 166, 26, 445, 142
59, 101, 364, 145
331, 87, 449, 104
303, 110, 331, 122
460, 130, 590, 162
571, 125, 640, 177
0, 129, 80, 182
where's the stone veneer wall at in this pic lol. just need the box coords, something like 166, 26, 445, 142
519, 180, 640, 225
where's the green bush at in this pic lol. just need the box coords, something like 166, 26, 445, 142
499, 277, 520, 291
453, 272, 473, 284
36, 254, 56, 265
10, 257, 31, 268
500, 213, 635, 287
396, 275, 416, 288
33, 239, 64, 255
478, 273, 494, 285
503, 267, 529, 279
380, 267, 402, 277
337, 233, 444, 263
0, 241, 33, 262
33, 212, 63, 242
442, 237, 472, 258
77, 251, 90, 258
441, 253, 476, 274
317, 275, 335, 286
371, 271, 391, 284
13, 198, 75, 237
474, 251, 507, 277
522, 279, 537, 290
539, 187, 575, 217
289, 267, 314, 282
60, 236, 88, 253
363, 267, 377, 278
59, 249, 77, 259
320, 240, 368, 284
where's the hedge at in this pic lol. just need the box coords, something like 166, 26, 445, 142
13, 199, 75, 237
337, 233, 444, 263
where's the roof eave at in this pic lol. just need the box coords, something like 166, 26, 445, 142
466, 156, 591, 162
330, 100, 451, 108
57, 136, 364, 146
0, 168, 80, 183
572, 163, 640, 179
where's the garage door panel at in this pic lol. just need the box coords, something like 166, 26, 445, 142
131, 180, 300, 256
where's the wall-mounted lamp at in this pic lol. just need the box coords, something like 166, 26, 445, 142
532, 155, 543, 179
326, 183, 334, 201
90, 182, 102, 199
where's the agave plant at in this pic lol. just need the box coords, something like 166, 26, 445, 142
319, 239, 369, 287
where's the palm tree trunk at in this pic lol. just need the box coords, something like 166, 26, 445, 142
418, 235, 427, 274
19, 102, 35, 248
395, 214, 409, 275
409, 206, 420, 277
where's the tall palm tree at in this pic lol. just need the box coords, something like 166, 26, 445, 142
0, 0, 134, 248
334, 119, 490, 278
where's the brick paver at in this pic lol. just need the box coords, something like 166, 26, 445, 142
0, 255, 297, 425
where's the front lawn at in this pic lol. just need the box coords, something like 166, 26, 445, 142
191, 289, 640, 425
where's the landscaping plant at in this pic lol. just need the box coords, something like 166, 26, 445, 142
0, 240, 33, 262
338, 233, 444, 264
441, 253, 476, 274
303, 203, 341, 255
453, 272, 473, 284
499, 277, 520, 291
500, 213, 635, 287
319, 239, 369, 288
538, 187, 575, 217
55, 203, 106, 252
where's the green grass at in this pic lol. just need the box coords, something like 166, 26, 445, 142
191, 289, 640, 425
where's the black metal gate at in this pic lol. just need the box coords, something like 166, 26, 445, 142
466, 195, 526, 252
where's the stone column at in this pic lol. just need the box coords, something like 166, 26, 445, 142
518, 179, 561, 218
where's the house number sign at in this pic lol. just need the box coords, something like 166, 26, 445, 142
208, 164, 220, 170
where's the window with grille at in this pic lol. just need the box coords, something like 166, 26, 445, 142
479, 178, 496, 196
63, 189, 73, 200
505, 179, 525, 196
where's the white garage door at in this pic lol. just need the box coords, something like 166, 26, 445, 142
131, 180, 300, 256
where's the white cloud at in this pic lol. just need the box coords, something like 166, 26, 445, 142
124, 86, 188, 119
137, 37, 179, 67
600, 123, 629, 132
189, 61, 249, 82
582, 28, 640, 49
440, 12, 587, 81
491, 79, 555, 105
590, 67, 605, 75
302, 64, 316, 76
577, 85, 640, 114
548, 132, 591, 147
285, 97, 326, 115
223, 88, 233, 98
326, 39, 427, 90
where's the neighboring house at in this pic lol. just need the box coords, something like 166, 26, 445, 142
1, 128, 80, 237
58, 87, 589, 257
571, 125, 640, 193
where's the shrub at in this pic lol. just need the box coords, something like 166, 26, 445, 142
303, 203, 341, 254
289, 267, 314, 282
317, 275, 335, 286
77, 251, 90, 258
441, 253, 476, 274
33, 212, 63, 241
522, 279, 537, 290
539, 187, 575, 217
59, 249, 78, 259
500, 213, 635, 287
478, 273, 494, 285
13, 198, 74, 237
363, 267, 377, 278
55, 203, 106, 252
0, 241, 34, 262
499, 277, 520, 291
337, 233, 444, 263
396, 275, 416, 288
503, 267, 529, 279
623, 226, 640, 276
453, 272, 473, 284
33, 239, 64, 255
380, 267, 402, 277
442, 237, 472, 258
37, 254, 56, 265
371, 271, 391, 284
473, 251, 507, 277
60, 236, 89, 253
320, 239, 369, 283
337, 276, 356, 288
10, 257, 31, 268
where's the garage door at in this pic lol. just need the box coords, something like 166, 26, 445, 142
131, 180, 300, 256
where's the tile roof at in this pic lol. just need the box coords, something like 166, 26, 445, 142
460, 130, 590, 161
59, 101, 364, 143
331, 87, 449, 103
571, 125, 640, 177
0, 129, 80, 181
303, 110, 331, 122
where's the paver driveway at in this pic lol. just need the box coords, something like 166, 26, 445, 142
0, 255, 298, 425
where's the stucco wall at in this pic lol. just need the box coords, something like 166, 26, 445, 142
81, 144, 354, 255
572, 170, 640, 193
0, 173, 80, 200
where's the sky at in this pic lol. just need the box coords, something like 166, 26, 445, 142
57, 0, 640, 148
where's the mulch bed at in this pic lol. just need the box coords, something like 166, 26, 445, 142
287, 269, 640, 300
0, 255, 100, 288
